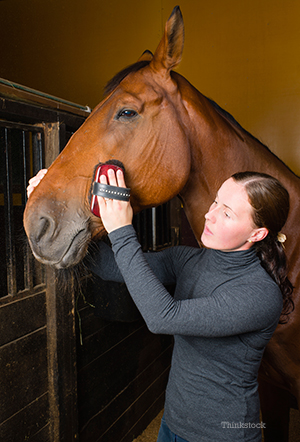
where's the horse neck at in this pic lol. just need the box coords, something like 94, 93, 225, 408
177, 84, 300, 254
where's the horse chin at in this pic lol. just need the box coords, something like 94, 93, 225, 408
30, 229, 92, 269
55, 238, 90, 269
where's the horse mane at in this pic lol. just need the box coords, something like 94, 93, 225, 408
104, 59, 151, 96
206, 97, 266, 146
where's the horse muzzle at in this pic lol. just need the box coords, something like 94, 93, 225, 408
25, 206, 92, 268
24, 177, 94, 268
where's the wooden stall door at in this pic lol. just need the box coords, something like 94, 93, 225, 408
0, 111, 82, 442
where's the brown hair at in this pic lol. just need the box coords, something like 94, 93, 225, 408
232, 171, 294, 322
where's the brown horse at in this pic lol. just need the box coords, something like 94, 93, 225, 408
24, 6, 300, 441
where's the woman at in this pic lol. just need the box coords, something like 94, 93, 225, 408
27, 169, 293, 442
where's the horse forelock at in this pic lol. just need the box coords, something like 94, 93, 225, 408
104, 59, 151, 96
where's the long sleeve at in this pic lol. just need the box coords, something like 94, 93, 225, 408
87, 233, 180, 285
109, 225, 283, 337
87, 240, 124, 282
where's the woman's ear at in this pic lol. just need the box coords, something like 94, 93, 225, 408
249, 227, 269, 243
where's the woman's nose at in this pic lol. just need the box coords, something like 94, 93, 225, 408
205, 207, 217, 223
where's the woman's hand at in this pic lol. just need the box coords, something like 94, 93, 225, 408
27, 169, 48, 198
98, 168, 133, 233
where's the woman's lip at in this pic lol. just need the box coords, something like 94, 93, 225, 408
204, 224, 213, 235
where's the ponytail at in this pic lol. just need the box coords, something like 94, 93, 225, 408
232, 171, 294, 323
254, 235, 294, 323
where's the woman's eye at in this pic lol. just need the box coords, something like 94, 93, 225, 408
224, 211, 231, 218
116, 109, 138, 119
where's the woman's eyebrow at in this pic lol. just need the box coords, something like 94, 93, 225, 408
216, 192, 237, 216
216, 192, 238, 217
223, 203, 238, 217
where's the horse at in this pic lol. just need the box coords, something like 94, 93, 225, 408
23, 6, 300, 441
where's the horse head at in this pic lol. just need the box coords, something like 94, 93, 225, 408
23, 7, 192, 268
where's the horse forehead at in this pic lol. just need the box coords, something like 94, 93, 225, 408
118, 70, 169, 102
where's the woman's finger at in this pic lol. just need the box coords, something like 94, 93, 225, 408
27, 169, 48, 198
97, 174, 109, 208
116, 169, 127, 188
100, 174, 108, 185
107, 168, 118, 187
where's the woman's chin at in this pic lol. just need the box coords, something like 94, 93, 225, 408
201, 233, 211, 249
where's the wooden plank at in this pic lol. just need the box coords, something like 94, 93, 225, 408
42, 114, 79, 442
76, 274, 141, 331
46, 267, 79, 442
76, 312, 145, 370
90, 278, 141, 323
0, 82, 91, 118
0, 292, 46, 347
121, 398, 164, 442
77, 326, 172, 437
77, 325, 152, 418
29, 426, 51, 442
80, 366, 170, 442
0, 393, 49, 441
0, 94, 88, 128
0, 328, 48, 423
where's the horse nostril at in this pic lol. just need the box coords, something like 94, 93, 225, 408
36, 217, 50, 242
35, 215, 55, 244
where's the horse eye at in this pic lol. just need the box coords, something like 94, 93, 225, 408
116, 109, 138, 119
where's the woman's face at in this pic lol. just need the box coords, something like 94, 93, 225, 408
201, 178, 261, 252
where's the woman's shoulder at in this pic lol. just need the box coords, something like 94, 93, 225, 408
168, 244, 207, 260
237, 265, 283, 316
154, 244, 207, 274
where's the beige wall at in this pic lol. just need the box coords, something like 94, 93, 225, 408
1, 0, 299, 174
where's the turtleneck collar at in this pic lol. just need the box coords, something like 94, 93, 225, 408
208, 247, 259, 271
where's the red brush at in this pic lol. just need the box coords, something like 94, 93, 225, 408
90, 163, 130, 217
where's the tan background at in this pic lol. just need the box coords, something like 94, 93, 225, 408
1, 0, 300, 174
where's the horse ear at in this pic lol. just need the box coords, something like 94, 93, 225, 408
151, 6, 184, 73
138, 50, 153, 62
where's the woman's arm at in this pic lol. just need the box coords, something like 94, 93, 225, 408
87, 238, 178, 286
109, 225, 282, 337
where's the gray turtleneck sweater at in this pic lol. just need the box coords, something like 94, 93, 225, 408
89, 225, 283, 442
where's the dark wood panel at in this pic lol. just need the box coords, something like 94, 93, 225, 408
0, 291, 46, 347
89, 277, 141, 323
77, 325, 171, 422
101, 375, 167, 442
76, 312, 145, 370
29, 426, 51, 442
0, 328, 48, 423
121, 395, 164, 442
0, 392, 49, 441
79, 348, 171, 441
